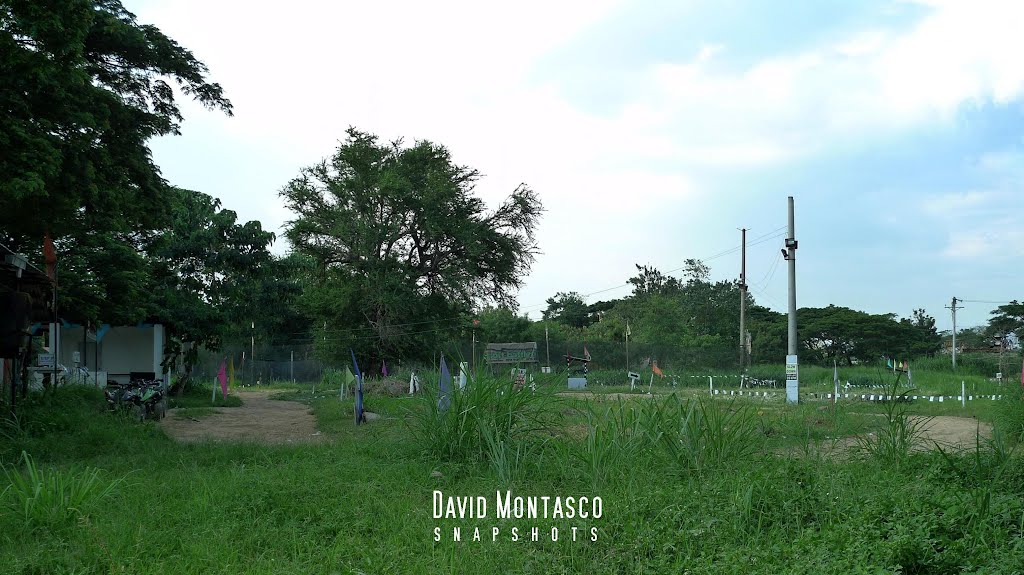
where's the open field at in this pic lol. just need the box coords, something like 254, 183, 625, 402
3, 370, 1024, 574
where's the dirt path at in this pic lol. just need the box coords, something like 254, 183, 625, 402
913, 415, 991, 449
160, 390, 325, 444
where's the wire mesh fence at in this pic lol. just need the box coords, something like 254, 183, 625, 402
184, 340, 749, 385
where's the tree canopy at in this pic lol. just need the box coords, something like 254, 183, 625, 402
1, 0, 231, 242
280, 128, 543, 364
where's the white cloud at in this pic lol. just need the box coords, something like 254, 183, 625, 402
922, 185, 1024, 260
620, 0, 1024, 167
922, 190, 1001, 217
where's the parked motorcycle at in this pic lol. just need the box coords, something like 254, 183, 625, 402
104, 379, 167, 421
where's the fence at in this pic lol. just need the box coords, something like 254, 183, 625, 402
181, 342, 1022, 387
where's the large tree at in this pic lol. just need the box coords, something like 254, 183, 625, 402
987, 301, 1024, 344
1, 0, 231, 322
542, 292, 592, 328
281, 128, 542, 364
148, 188, 275, 385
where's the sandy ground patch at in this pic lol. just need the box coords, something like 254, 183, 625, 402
160, 389, 325, 444
913, 415, 991, 449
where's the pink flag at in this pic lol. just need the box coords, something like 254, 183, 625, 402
381, 360, 388, 377
218, 361, 228, 397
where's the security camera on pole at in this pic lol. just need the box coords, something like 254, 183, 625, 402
783, 197, 799, 404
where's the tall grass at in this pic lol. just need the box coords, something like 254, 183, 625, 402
993, 385, 1024, 443
656, 396, 762, 473
855, 375, 931, 466
571, 395, 762, 484
2, 451, 124, 530
406, 372, 557, 470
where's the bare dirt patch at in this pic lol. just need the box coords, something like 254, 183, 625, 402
160, 389, 325, 444
914, 415, 991, 449
807, 415, 992, 458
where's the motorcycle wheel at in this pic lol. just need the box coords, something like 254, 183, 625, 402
131, 404, 145, 423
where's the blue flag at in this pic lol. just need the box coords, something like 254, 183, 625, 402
438, 355, 452, 412
351, 350, 364, 425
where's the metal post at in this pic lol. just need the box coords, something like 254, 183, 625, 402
290, 350, 294, 383
785, 196, 799, 404
251, 321, 255, 385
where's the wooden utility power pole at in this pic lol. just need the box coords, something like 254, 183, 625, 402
739, 228, 747, 370
946, 297, 961, 369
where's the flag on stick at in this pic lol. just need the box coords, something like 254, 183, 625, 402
833, 360, 839, 404
652, 361, 664, 378
583, 346, 591, 362
43, 229, 57, 282
351, 350, 364, 425
381, 360, 388, 377
217, 360, 227, 400
438, 356, 452, 412
228, 356, 235, 390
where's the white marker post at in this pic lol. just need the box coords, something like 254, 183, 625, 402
708, 376, 713, 395
961, 381, 966, 408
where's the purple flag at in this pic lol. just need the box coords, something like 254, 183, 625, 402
438, 356, 452, 412
217, 361, 227, 397
351, 350, 364, 425
381, 360, 388, 377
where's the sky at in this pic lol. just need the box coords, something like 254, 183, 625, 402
127, 0, 1023, 331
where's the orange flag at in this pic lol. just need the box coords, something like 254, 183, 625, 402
652, 362, 664, 377
43, 230, 57, 281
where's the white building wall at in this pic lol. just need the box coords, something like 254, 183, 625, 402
52, 324, 164, 384
102, 327, 156, 380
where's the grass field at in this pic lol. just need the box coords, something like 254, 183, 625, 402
2, 368, 1024, 574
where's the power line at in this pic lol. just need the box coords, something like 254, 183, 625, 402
517, 227, 788, 315
749, 285, 783, 308
751, 251, 783, 290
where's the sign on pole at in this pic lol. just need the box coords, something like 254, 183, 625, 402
484, 342, 539, 364
785, 354, 799, 404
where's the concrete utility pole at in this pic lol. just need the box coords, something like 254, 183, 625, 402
946, 297, 961, 369
739, 228, 747, 370
784, 196, 799, 404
